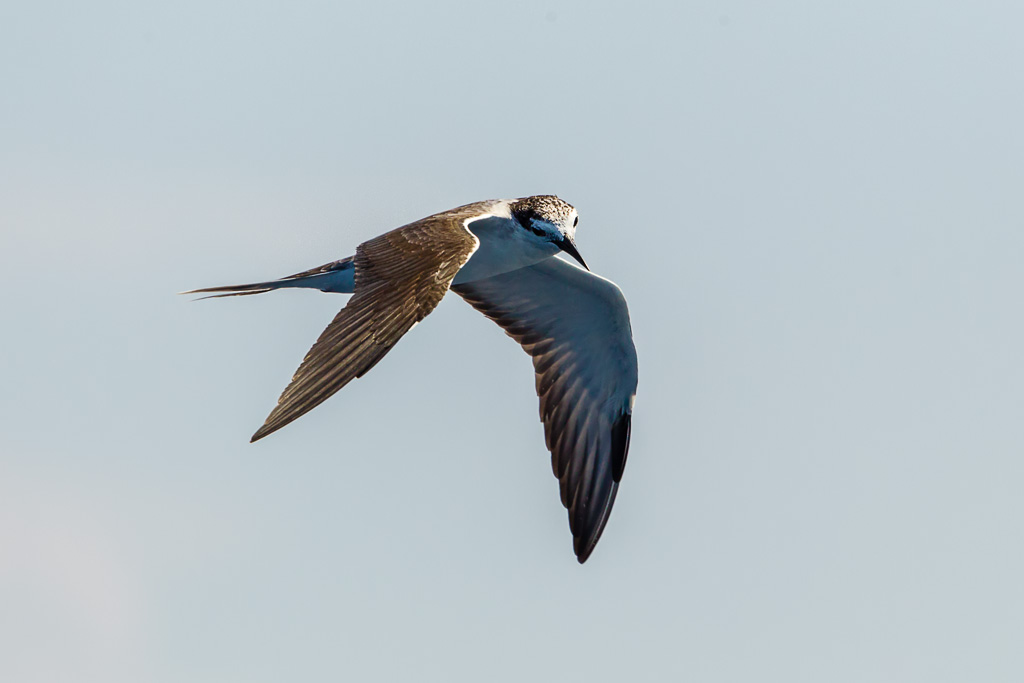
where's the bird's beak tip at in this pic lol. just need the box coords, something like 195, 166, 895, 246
559, 236, 589, 271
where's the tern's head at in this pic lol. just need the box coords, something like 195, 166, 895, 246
510, 195, 588, 270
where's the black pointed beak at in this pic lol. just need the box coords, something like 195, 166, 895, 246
556, 235, 589, 271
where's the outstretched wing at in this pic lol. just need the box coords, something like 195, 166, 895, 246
250, 202, 490, 442
452, 257, 638, 563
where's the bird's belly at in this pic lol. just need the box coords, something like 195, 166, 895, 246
454, 217, 559, 285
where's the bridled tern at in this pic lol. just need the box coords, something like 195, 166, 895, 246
187, 195, 638, 562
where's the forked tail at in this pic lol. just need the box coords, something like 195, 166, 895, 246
182, 257, 356, 299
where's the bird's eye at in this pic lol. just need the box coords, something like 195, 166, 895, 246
573, 216, 579, 227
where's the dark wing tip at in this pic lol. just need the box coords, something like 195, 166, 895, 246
570, 413, 631, 563
576, 538, 593, 564
250, 410, 293, 443
611, 412, 632, 483
572, 481, 620, 563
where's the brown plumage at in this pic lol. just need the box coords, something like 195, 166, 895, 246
249, 202, 484, 442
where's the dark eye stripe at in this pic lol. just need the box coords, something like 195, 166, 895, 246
573, 216, 579, 227
514, 208, 537, 228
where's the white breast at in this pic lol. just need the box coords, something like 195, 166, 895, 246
453, 214, 559, 285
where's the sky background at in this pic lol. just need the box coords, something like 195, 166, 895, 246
2, 1, 1023, 681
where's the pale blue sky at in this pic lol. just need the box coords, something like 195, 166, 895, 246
2, 1, 1023, 681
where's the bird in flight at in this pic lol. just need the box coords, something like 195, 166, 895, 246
187, 195, 638, 562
